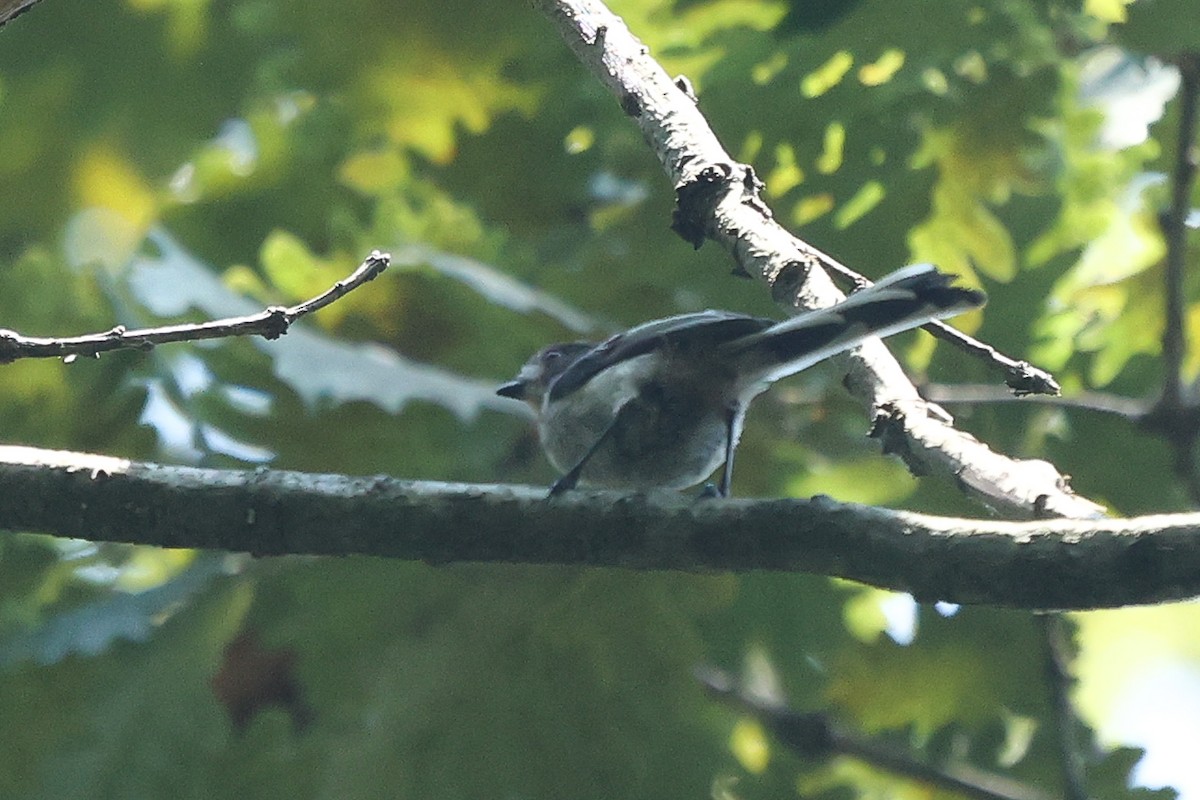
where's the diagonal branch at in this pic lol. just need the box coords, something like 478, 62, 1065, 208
816, 246, 1059, 396
1, 445, 1197, 610
534, 0, 1101, 520
0, 250, 390, 364
697, 666, 1056, 800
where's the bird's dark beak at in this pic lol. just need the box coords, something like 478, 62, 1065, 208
496, 380, 527, 400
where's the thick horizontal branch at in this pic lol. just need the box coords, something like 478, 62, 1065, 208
0, 446, 1194, 610
0, 250, 390, 363
536, 0, 1101, 520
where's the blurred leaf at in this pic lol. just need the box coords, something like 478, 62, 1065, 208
211, 628, 313, 733
0, 0, 1194, 797
0, 576, 253, 800
1111, 0, 1200, 57
826, 607, 1050, 736
0, 553, 229, 669
125, 229, 510, 420
392, 245, 596, 334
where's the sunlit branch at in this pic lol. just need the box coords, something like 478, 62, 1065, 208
0, 250, 390, 364
535, 0, 1102, 519
817, 249, 1059, 396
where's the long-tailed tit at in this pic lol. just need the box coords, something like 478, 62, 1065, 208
497, 264, 985, 496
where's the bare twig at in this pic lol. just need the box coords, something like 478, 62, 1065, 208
535, 0, 1103, 519
2, 445, 1199, 610
696, 666, 1055, 800
817, 247, 1060, 396
0, 250, 391, 364
922, 383, 1150, 420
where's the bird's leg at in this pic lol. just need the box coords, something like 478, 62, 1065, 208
548, 403, 628, 496
700, 406, 739, 499
717, 405, 738, 498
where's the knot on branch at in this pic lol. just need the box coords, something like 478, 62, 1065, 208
673, 74, 698, 103
1005, 360, 1061, 397
0, 328, 19, 364
768, 260, 812, 304
260, 307, 292, 340
868, 401, 929, 477
620, 90, 642, 117
671, 161, 735, 249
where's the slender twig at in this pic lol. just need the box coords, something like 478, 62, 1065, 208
696, 666, 1055, 800
1039, 615, 1089, 800
817, 246, 1060, 396
1159, 52, 1200, 410
0, 250, 390, 364
921, 383, 1150, 420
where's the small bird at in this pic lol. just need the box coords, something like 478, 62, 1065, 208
497, 264, 985, 496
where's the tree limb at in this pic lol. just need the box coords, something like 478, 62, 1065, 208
534, 0, 1101, 520
1, 445, 1195, 610
0, 250, 390, 364
814, 246, 1059, 396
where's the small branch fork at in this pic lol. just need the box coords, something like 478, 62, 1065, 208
538, 0, 1102, 519
671, 136, 1059, 396
0, 250, 391, 364
815, 246, 1060, 396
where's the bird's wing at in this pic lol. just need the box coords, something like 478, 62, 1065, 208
547, 310, 772, 401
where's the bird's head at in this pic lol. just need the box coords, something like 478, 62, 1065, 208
496, 342, 594, 410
